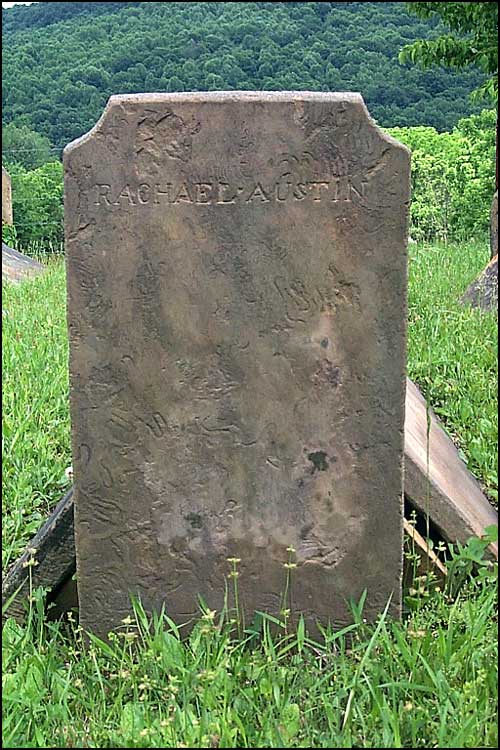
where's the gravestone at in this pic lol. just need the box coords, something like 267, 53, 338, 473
460, 255, 498, 312
64, 92, 410, 639
2, 242, 45, 283
2, 166, 13, 225
490, 190, 498, 259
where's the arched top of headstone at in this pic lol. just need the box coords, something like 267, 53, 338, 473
64, 91, 410, 239
65, 92, 410, 172
66, 90, 408, 149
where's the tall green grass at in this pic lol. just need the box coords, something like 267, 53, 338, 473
2, 258, 69, 570
2, 555, 497, 748
2, 240, 498, 748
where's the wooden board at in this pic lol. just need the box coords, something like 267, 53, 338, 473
405, 377, 498, 559
2, 488, 75, 622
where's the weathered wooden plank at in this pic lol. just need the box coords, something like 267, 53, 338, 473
405, 377, 498, 559
2, 488, 75, 623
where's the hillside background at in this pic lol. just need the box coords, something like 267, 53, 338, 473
2, 2, 496, 248
2, 0, 488, 153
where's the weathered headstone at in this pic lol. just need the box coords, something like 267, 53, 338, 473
490, 190, 498, 259
460, 255, 498, 312
64, 92, 410, 638
2, 166, 13, 225
2, 242, 45, 283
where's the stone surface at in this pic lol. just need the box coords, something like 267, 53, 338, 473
490, 190, 498, 259
2, 242, 45, 284
405, 377, 498, 559
2, 166, 13, 225
0, 489, 445, 623
64, 92, 410, 639
459, 254, 498, 312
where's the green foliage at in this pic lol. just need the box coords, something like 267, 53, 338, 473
1, 1, 489, 149
445, 525, 498, 597
2, 261, 70, 572
387, 108, 496, 241
400, 2, 498, 102
2, 122, 54, 171
4, 161, 64, 248
2, 222, 17, 247
1, 2, 140, 34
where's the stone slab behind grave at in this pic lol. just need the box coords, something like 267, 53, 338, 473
64, 92, 410, 639
459, 254, 498, 312
2, 242, 45, 284
490, 190, 497, 260
3, 166, 13, 225
3, 379, 498, 624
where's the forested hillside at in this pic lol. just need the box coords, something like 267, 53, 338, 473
2, 1, 486, 152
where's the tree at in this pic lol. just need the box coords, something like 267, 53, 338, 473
2, 122, 53, 170
399, 2, 498, 186
5, 161, 64, 246
400, 3, 497, 98
2, 1, 491, 143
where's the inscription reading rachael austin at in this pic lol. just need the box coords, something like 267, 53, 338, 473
93, 176, 364, 207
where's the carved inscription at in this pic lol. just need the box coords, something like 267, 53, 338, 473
93, 176, 365, 207
135, 107, 201, 167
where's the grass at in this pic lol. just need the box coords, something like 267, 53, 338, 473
2, 256, 70, 571
2, 239, 498, 748
407, 240, 498, 501
2, 570, 497, 749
